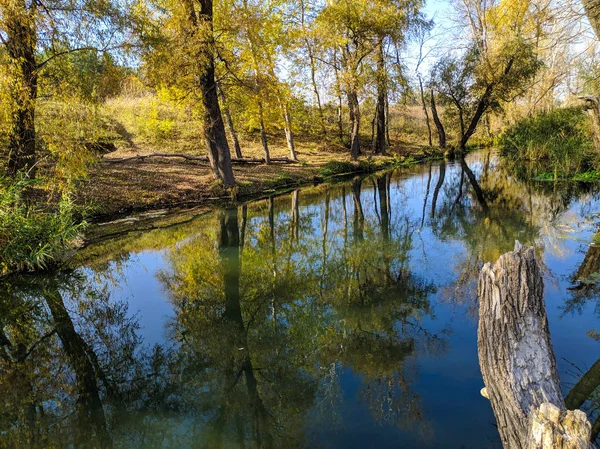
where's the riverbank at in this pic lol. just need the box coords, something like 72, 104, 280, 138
79, 139, 439, 221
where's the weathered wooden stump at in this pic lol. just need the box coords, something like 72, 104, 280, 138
579, 96, 600, 153
477, 242, 593, 449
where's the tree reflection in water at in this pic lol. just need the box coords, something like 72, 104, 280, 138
1, 151, 599, 447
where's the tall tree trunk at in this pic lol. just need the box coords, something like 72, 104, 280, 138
196, 0, 235, 187
374, 40, 387, 155
460, 89, 491, 150
217, 83, 243, 158
478, 243, 592, 449
307, 44, 327, 136
283, 104, 297, 161
258, 99, 271, 165
385, 94, 391, 146
418, 75, 433, 147
430, 91, 446, 149
348, 90, 361, 160
333, 48, 345, 144
460, 59, 514, 150
4, 1, 38, 176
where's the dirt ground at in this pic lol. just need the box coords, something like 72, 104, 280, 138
78, 135, 429, 219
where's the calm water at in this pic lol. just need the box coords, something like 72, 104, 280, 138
1, 151, 599, 449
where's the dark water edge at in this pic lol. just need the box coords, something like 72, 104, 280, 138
1, 150, 598, 449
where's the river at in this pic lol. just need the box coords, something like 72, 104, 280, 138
1, 150, 598, 449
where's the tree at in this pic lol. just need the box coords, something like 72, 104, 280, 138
0, 0, 125, 176
141, 0, 236, 186
430, 90, 446, 148
316, 0, 422, 159
433, 0, 543, 150
430, 48, 478, 143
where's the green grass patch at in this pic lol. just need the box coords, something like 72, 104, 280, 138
319, 161, 357, 177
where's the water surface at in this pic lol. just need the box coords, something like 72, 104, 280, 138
1, 151, 599, 449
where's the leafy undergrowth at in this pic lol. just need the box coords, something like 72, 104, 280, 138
0, 177, 87, 276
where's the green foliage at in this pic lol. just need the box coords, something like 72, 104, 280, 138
0, 177, 87, 276
319, 161, 357, 176
39, 50, 126, 102
498, 107, 595, 176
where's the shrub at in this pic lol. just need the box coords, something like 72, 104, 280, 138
498, 107, 595, 176
0, 177, 87, 276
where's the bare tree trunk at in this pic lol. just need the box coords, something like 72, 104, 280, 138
348, 90, 361, 160
418, 75, 432, 147
217, 83, 243, 158
195, 0, 235, 187
385, 94, 391, 146
580, 96, 600, 153
478, 243, 593, 449
459, 58, 515, 150
430, 91, 446, 149
307, 44, 327, 136
283, 104, 297, 161
4, 0, 38, 176
258, 100, 271, 165
374, 40, 387, 155
333, 48, 345, 144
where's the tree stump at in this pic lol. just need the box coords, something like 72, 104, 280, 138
528, 403, 592, 449
477, 242, 592, 449
579, 96, 600, 153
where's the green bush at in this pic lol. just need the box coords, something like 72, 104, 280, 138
498, 107, 595, 176
0, 177, 87, 276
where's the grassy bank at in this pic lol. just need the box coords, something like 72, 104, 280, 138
498, 106, 597, 180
